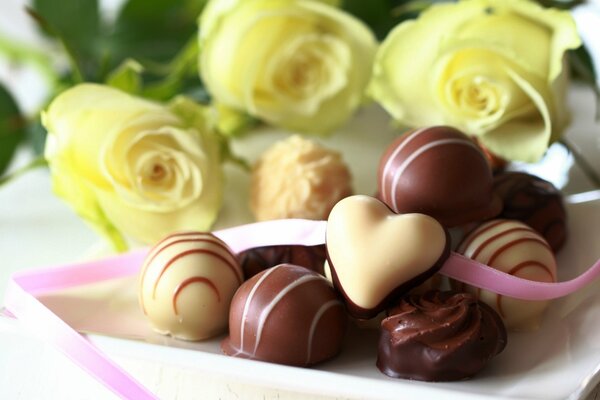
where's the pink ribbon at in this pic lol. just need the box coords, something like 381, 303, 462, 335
4, 218, 600, 399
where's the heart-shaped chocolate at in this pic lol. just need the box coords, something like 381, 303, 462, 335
326, 195, 450, 319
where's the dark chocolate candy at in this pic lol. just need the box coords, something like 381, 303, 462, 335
377, 290, 507, 381
237, 245, 327, 279
221, 264, 347, 367
377, 126, 502, 227
493, 172, 567, 252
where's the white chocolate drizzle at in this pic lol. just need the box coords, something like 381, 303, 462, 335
306, 299, 343, 365
252, 274, 321, 355
389, 138, 480, 212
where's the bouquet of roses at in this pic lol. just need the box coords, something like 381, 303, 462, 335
0, 0, 596, 250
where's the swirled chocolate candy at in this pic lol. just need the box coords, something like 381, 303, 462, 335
139, 232, 243, 341
377, 291, 507, 381
222, 264, 346, 366
377, 126, 502, 227
494, 172, 567, 252
238, 244, 327, 278
456, 219, 557, 330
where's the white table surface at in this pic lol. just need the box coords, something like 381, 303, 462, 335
2, 1, 600, 399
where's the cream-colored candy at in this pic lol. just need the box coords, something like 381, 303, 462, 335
250, 135, 352, 221
326, 195, 448, 317
456, 219, 557, 331
139, 232, 243, 340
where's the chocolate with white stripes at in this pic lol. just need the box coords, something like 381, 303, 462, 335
377, 126, 502, 227
221, 264, 346, 366
139, 231, 243, 340
455, 219, 557, 330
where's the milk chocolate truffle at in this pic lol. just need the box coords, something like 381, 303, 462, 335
494, 172, 567, 252
222, 264, 346, 366
377, 291, 507, 382
456, 219, 557, 330
251, 135, 352, 221
139, 232, 243, 341
377, 126, 502, 227
238, 244, 327, 278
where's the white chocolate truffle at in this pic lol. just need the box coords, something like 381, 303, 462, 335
456, 219, 557, 331
250, 135, 352, 221
139, 232, 243, 340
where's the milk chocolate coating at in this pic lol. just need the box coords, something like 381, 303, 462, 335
377, 126, 502, 227
494, 172, 567, 252
238, 245, 327, 278
222, 264, 346, 367
377, 291, 507, 381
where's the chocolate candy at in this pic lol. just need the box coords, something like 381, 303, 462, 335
222, 264, 346, 366
139, 232, 243, 341
250, 135, 352, 221
238, 244, 327, 278
456, 219, 557, 330
377, 126, 502, 227
326, 195, 450, 319
378, 291, 506, 381
494, 172, 567, 252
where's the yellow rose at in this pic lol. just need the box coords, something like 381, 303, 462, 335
199, 0, 376, 134
370, 0, 581, 162
43, 84, 224, 250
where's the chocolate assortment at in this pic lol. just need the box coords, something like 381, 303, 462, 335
456, 219, 557, 330
137, 125, 574, 381
221, 264, 346, 366
377, 291, 507, 381
377, 126, 502, 227
493, 172, 567, 252
139, 232, 244, 340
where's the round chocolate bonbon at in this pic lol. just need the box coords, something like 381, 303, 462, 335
238, 244, 327, 279
222, 264, 346, 366
250, 135, 352, 221
377, 290, 507, 382
377, 126, 502, 227
456, 219, 557, 330
494, 172, 567, 252
139, 232, 243, 341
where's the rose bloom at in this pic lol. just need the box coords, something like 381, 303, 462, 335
370, 0, 581, 162
199, 0, 376, 134
43, 84, 223, 250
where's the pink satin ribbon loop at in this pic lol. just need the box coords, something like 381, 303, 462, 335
440, 253, 600, 300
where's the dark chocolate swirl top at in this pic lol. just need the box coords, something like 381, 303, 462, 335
377, 291, 507, 381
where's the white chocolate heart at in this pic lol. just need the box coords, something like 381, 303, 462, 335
326, 195, 448, 316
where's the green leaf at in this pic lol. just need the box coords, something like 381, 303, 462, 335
343, 0, 395, 40
141, 37, 202, 101
535, 0, 585, 10
26, 117, 48, 156
342, 0, 431, 40
568, 46, 600, 120
110, 0, 208, 65
30, 0, 102, 81
0, 84, 25, 176
106, 59, 144, 94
